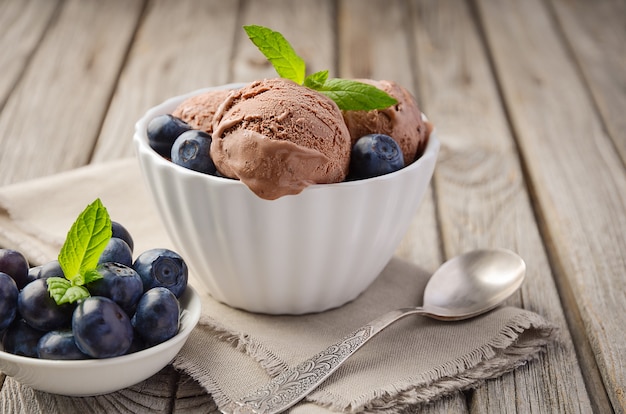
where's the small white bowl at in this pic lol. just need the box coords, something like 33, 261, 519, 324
0, 286, 201, 396
134, 84, 439, 314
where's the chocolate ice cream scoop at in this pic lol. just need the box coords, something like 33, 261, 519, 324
172, 89, 231, 134
342, 80, 429, 165
211, 78, 352, 200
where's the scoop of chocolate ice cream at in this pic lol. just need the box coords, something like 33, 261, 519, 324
172, 89, 231, 134
211, 78, 352, 200
342, 80, 429, 165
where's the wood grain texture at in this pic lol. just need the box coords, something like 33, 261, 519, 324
476, 0, 626, 412
409, 0, 592, 412
0, 0, 143, 186
548, 0, 626, 164
338, 1, 454, 412
0, 0, 59, 108
0, 367, 178, 413
92, 0, 240, 162
173, 373, 219, 413
234, 0, 335, 81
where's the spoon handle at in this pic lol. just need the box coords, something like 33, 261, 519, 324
222, 306, 426, 414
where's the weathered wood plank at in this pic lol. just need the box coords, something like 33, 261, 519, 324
234, 0, 336, 82
409, 0, 592, 412
338, 1, 455, 412
476, 0, 626, 412
173, 372, 219, 413
0, 0, 59, 109
91, 0, 241, 162
0, 0, 144, 186
0, 367, 177, 413
549, 0, 626, 164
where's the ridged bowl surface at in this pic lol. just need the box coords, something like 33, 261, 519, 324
134, 84, 439, 314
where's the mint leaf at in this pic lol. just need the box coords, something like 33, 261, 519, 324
58, 198, 111, 283
243, 25, 398, 111
83, 268, 104, 285
47, 277, 71, 304
60, 286, 91, 305
304, 70, 329, 89
244, 25, 306, 85
314, 79, 398, 111
49, 198, 112, 305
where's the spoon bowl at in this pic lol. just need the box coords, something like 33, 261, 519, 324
223, 248, 527, 414
423, 248, 526, 320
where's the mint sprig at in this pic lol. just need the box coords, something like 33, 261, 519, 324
314, 78, 398, 111
47, 198, 111, 304
244, 25, 306, 85
243, 25, 397, 111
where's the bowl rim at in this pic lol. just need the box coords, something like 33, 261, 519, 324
133, 83, 440, 195
0, 284, 201, 368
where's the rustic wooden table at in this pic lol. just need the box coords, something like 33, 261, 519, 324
0, 0, 624, 413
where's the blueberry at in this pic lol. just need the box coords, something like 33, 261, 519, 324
0, 249, 29, 289
2, 319, 46, 357
133, 249, 188, 297
18, 278, 74, 332
72, 296, 133, 358
37, 330, 89, 360
171, 130, 217, 175
88, 262, 144, 315
0, 272, 19, 331
111, 221, 134, 252
126, 333, 147, 354
349, 134, 405, 179
27, 265, 43, 283
132, 287, 180, 347
98, 237, 133, 267
147, 114, 192, 158
39, 260, 65, 279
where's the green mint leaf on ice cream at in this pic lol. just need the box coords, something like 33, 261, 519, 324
243, 25, 306, 85
47, 198, 111, 304
315, 78, 398, 111
243, 25, 397, 111
303, 70, 329, 89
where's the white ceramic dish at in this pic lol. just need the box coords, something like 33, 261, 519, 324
134, 83, 439, 314
0, 286, 201, 396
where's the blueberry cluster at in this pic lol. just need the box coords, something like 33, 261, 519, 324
148, 114, 405, 181
0, 222, 188, 360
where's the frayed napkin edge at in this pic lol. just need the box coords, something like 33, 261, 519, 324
182, 310, 558, 413
198, 314, 290, 376
321, 311, 559, 413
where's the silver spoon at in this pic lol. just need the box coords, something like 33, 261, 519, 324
223, 248, 526, 414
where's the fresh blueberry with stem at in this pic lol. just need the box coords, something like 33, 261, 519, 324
72, 296, 134, 358
18, 278, 74, 332
132, 287, 180, 347
0, 249, 29, 289
171, 130, 217, 175
0, 272, 19, 331
349, 134, 405, 179
37, 330, 89, 360
133, 248, 188, 297
88, 262, 144, 315
147, 114, 192, 158
98, 237, 133, 267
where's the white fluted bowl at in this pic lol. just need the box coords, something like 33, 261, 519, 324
134, 84, 439, 314
0, 286, 201, 396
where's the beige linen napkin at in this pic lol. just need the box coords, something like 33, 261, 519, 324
0, 160, 557, 413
